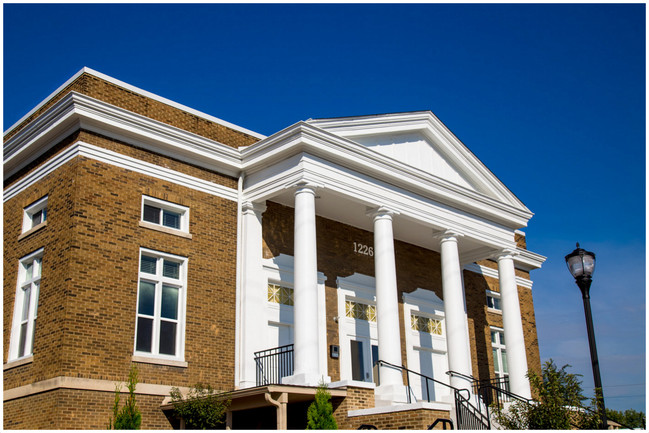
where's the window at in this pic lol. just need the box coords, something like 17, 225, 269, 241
140, 196, 189, 233
410, 313, 443, 335
268, 283, 294, 306
491, 328, 508, 380
9, 249, 43, 361
134, 249, 187, 360
345, 299, 376, 322
22, 196, 48, 233
486, 290, 502, 312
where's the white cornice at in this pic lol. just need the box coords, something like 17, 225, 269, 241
463, 262, 534, 289
4, 67, 265, 140
242, 122, 533, 229
4, 92, 243, 180
308, 112, 528, 210
3, 141, 238, 202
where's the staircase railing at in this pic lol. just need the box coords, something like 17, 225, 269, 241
376, 360, 489, 430
254, 344, 294, 386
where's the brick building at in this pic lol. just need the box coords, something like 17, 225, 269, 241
3, 68, 545, 429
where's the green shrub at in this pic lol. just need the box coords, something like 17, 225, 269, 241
306, 383, 338, 430
108, 365, 142, 429
170, 383, 230, 429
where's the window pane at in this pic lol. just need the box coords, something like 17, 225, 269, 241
32, 210, 43, 226
143, 205, 160, 224
25, 262, 33, 281
140, 255, 157, 274
163, 260, 180, 279
34, 258, 42, 278
491, 331, 497, 344
136, 317, 153, 352
138, 281, 155, 316
487, 296, 494, 308
502, 350, 508, 373
159, 321, 177, 355
161, 286, 178, 320
493, 348, 500, 371
494, 298, 501, 310
162, 210, 181, 229
499, 332, 505, 345
21, 286, 31, 321
18, 322, 28, 358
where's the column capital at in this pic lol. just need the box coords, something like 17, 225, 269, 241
285, 180, 323, 196
433, 229, 464, 244
493, 248, 519, 261
366, 205, 400, 221
241, 200, 267, 216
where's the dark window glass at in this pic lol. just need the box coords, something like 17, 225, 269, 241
162, 210, 181, 229
143, 205, 160, 224
163, 260, 180, 279
18, 323, 28, 357
159, 321, 177, 355
161, 286, 178, 320
136, 317, 153, 352
140, 256, 157, 274
138, 281, 155, 316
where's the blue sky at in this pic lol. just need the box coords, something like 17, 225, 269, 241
3, 3, 645, 412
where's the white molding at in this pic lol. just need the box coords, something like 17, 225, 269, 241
4, 92, 244, 180
463, 262, 534, 289
4, 67, 265, 140
2, 376, 191, 402
3, 141, 238, 203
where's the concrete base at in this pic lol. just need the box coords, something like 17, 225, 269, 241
374, 383, 410, 406
281, 373, 331, 387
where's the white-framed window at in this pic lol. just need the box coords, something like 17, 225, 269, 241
486, 290, 502, 313
140, 196, 189, 233
134, 248, 187, 361
22, 196, 48, 233
9, 249, 43, 361
491, 327, 508, 380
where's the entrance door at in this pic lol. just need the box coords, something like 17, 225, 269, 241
350, 338, 379, 383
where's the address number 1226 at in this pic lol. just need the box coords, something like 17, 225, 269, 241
353, 242, 374, 256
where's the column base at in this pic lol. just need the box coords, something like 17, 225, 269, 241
374, 384, 410, 406
237, 380, 257, 389
281, 373, 331, 387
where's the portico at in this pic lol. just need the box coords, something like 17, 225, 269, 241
235, 112, 543, 408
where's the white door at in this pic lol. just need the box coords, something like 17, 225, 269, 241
349, 337, 379, 383
411, 346, 449, 402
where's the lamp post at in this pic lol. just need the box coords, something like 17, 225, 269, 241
565, 243, 607, 429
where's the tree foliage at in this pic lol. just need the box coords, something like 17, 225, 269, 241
306, 383, 338, 430
493, 359, 599, 430
170, 383, 230, 429
108, 365, 142, 429
607, 408, 646, 429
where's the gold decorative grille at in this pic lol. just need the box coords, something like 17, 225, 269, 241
267, 284, 294, 306
345, 300, 376, 322
411, 314, 443, 335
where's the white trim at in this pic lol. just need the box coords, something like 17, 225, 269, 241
131, 355, 188, 368
3, 376, 191, 402
4, 67, 265, 140
3, 141, 238, 203
463, 262, 534, 289
141, 195, 190, 234
347, 400, 452, 417
22, 195, 48, 233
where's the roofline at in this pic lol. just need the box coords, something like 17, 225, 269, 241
4, 67, 266, 140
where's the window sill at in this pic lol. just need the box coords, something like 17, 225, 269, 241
487, 308, 503, 315
139, 221, 192, 239
18, 221, 47, 241
132, 355, 188, 368
4, 356, 34, 371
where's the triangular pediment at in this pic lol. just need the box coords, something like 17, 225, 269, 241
307, 112, 527, 210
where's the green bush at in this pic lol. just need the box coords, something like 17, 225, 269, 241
108, 365, 142, 429
170, 383, 230, 429
306, 383, 338, 430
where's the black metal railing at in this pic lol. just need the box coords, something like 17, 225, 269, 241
376, 360, 489, 430
254, 344, 294, 386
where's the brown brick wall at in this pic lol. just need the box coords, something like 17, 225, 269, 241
4, 149, 238, 390
262, 201, 541, 384
4, 73, 260, 148
4, 388, 172, 429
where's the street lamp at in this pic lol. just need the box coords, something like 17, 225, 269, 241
565, 243, 608, 429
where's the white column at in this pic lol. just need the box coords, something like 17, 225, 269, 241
369, 206, 407, 404
438, 230, 473, 391
239, 201, 267, 388
496, 249, 531, 399
282, 182, 322, 386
